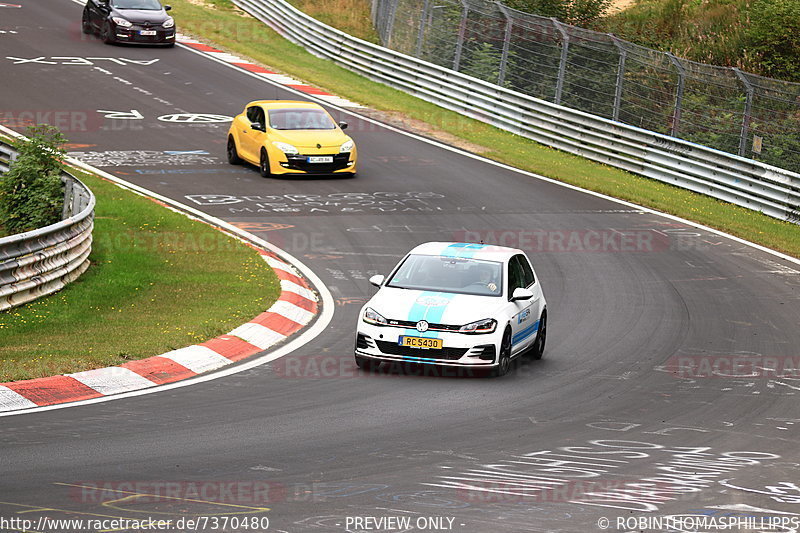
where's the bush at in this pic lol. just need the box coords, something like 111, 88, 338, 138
745, 0, 800, 82
0, 125, 66, 235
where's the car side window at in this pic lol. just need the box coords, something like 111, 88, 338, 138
517, 254, 536, 287
508, 257, 524, 296
246, 106, 262, 124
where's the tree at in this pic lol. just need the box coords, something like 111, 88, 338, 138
0, 125, 66, 234
745, 0, 800, 82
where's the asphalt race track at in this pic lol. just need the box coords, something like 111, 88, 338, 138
2, 1, 800, 532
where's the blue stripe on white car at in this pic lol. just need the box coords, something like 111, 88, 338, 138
403, 291, 455, 338
512, 319, 540, 346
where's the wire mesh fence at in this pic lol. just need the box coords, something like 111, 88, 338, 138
372, 0, 800, 174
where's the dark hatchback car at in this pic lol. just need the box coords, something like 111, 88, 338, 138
82, 0, 175, 46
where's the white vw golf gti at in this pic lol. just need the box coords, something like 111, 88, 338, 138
355, 242, 547, 376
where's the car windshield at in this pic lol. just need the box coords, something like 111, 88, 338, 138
268, 108, 336, 130
111, 0, 162, 9
387, 254, 503, 297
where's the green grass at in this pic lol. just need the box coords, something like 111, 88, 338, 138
0, 167, 280, 382
168, 0, 800, 257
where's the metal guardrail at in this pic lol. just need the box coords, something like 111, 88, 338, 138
0, 128, 95, 312
371, 0, 800, 174
233, 0, 800, 224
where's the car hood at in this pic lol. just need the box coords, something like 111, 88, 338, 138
366, 287, 505, 327
268, 129, 349, 150
113, 8, 168, 23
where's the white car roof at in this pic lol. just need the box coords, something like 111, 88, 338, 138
407, 242, 522, 263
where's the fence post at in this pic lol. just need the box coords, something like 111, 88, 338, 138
452, 0, 469, 71
496, 2, 513, 86
415, 0, 432, 57
385, 0, 399, 48
666, 53, 685, 137
552, 18, 569, 105
610, 35, 627, 122
733, 68, 754, 158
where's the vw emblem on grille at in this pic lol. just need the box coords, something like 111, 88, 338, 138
416, 320, 429, 332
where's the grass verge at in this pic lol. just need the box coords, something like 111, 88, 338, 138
169, 0, 799, 258
0, 166, 280, 382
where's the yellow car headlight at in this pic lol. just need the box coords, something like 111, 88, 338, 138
272, 142, 299, 155
339, 140, 354, 153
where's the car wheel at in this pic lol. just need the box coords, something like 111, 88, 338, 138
101, 21, 114, 44
259, 149, 272, 178
227, 136, 242, 165
355, 355, 380, 372
492, 329, 512, 377
532, 310, 547, 360
81, 11, 93, 34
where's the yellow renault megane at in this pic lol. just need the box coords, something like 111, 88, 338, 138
227, 100, 357, 177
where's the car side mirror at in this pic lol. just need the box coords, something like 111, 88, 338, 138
369, 274, 385, 287
511, 287, 534, 301
250, 122, 265, 132
164, 4, 172, 10
338, 121, 348, 130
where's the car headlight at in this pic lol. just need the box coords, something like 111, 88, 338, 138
459, 318, 497, 334
339, 139, 354, 153
272, 142, 299, 155
112, 16, 133, 27
162, 17, 175, 28
363, 307, 388, 326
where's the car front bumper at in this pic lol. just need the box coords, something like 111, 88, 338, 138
114, 27, 175, 44
355, 325, 502, 368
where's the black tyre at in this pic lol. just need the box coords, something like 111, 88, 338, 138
259, 149, 271, 178
492, 329, 512, 377
81, 11, 93, 34
532, 311, 547, 360
227, 136, 242, 165
101, 21, 114, 44
355, 355, 380, 372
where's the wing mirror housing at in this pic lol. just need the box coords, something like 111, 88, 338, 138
250, 122, 265, 132
338, 121, 348, 130
369, 274, 385, 287
164, 4, 172, 10
511, 287, 534, 301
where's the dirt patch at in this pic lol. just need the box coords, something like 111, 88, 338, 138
606, 0, 636, 13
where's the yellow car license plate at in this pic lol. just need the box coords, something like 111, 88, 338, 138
399, 336, 443, 350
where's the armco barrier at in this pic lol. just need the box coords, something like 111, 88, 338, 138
0, 129, 94, 311
232, 0, 800, 224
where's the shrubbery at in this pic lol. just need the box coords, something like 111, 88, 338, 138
0, 125, 66, 235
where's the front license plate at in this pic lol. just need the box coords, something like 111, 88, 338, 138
307, 156, 333, 163
399, 336, 443, 350
140, 30, 157, 35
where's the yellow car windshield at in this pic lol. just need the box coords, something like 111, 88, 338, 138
268, 108, 336, 130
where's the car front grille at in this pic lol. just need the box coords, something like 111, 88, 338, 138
375, 341, 468, 361
385, 319, 462, 332
285, 153, 351, 173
